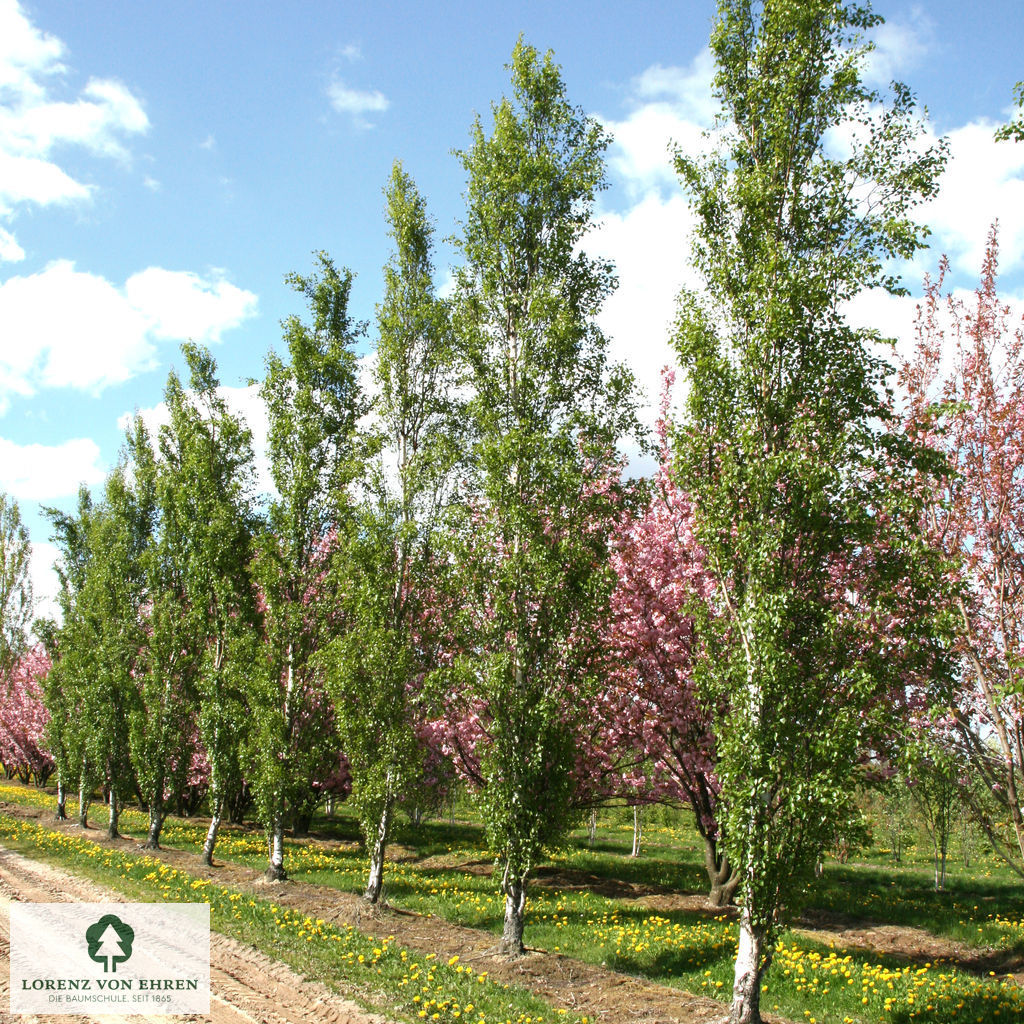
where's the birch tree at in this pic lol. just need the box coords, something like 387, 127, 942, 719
323, 162, 458, 902
671, 2, 947, 1020
252, 252, 365, 880
449, 40, 636, 954
0, 492, 33, 680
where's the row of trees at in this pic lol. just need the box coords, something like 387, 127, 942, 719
3, 3, 1024, 1023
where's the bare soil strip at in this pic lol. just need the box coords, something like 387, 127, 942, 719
0, 846, 392, 1024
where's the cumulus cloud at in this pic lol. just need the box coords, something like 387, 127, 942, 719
863, 9, 933, 86
0, 261, 257, 411
327, 77, 390, 129
0, 0, 149, 251
0, 435, 105, 500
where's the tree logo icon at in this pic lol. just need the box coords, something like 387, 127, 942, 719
86, 914, 134, 973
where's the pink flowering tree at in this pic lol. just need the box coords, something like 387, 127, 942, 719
0, 646, 53, 785
901, 223, 1024, 877
604, 372, 738, 903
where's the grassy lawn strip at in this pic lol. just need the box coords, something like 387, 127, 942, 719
4, 785, 1024, 1024
0, 811, 580, 1024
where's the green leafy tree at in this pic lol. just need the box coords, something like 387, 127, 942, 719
995, 81, 1024, 143
323, 162, 458, 903
252, 252, 365, 880
0, 491, 33, 680
42, 487, 96, 824
448, 40, 637, 954
671, 2, 948, 1020
46, 467, 150, 839
130, 345, 260, 853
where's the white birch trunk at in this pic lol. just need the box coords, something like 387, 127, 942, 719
630, 804, 642, 858
107, 787, 119, 839
730, 905, 767, 1024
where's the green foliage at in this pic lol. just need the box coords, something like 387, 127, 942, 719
251, 252, 366, 871
44, 466, 151, 812
0, 491, 32, 679
448, 38, 638, 938
995, 81, 1024, 143
671, 0, 951, 972
323, 163, 457, 897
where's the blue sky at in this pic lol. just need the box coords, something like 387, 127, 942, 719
2, 0, 1023, 617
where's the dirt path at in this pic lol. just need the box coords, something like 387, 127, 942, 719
0, 846, 392, 1024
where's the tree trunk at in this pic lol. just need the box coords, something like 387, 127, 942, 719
143, 806, 163, 849
202, 796, 223, 866
500, 873, 527, 955
588, 807, 597, 847
364, 800, 393, 904
730, 905, 770, 1024
55, 780, 67, 821
325, 794, 335, 817
265, 803, 286, 881
630, 804, 642, 858
78, 779, 89, 828
704, 837, 740, 906
107, 788, 120, 840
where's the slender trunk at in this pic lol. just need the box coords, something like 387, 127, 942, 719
202, 795, 223, 867
730, 905, 770, 1024
704, 836, 740, 907
364, 799, 393, 904
325, 794, 335, 817
144, 806, 163, 849
265, 799, 286, 881
500, 870, 527, 955
78, 765, 89, 828
142, 784, 163, 849
588, 807, 597, 847
630, 804, 642, 858
107, 787, 120, 840
55, 779, 67, 821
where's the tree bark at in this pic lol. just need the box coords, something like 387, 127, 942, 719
500, 873, 527, 955
55, 780, 67, 821
730, 905, 770, 1024
704, 836, 740, 906
588, 807, 597, 847
78, 778, 89, 828
364, 800, 393, 904
265, 803, 287, 881
631, 804, 642, 858
143, 806, 163, 849
107, 788, 120, 840
202, 796, 223, 866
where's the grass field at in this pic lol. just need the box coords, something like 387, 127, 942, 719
1, 781, 1023, 1024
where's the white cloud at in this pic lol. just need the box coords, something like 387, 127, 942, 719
587, 192, 696, 429
0, 435, 105, 500
0, 0, 148, 247
340, 43, 362, 62
601, 49, 715, 200
863, 9, 932, 86
29, 539, 60, 624
918, 121, 1024, 279
0, 225, 24, 262
123, 267, 258, 342
0, 260, 257, 411
327, 77, 390, 128
199, 133, 215, 150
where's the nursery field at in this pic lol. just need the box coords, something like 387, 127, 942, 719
1, 783, 1023, 1024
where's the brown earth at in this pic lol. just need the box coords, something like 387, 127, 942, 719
6, 795, 1021, 1021
0, 844, 393, 1024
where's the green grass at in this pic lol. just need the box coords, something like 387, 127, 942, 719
3, 781, 1024, 1024
0, 807, 581, 1024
